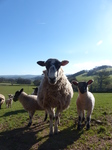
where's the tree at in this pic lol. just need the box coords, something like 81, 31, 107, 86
95, 70, 110, 92
33, 79, 41, 86
16, 78, 31, 84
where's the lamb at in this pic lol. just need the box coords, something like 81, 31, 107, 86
37, 58, 73, 135
31, 87, 38, 95
0, 94, 5, 109
13, 88, 47, 127
6, 94, 13, 108
72, 79, 95, 130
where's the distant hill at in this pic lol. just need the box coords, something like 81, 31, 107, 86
0, 75, 41, 80
68, 65, 112, 81
0, 65, 112, 81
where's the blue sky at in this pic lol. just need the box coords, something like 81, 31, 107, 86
0, 0, 112, 75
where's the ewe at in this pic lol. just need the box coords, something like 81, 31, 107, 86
72, 79, 95, 130
13, 88, 47, 127
37, 58, 73, 135
0, 94, 5, 109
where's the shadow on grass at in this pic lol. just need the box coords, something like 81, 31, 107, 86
0, 109, 26, 117
38, 124, 83, 150
0, 120, 83, 150
0, 121, 49, 150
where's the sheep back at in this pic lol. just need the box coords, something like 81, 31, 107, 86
19, 92, 44, 112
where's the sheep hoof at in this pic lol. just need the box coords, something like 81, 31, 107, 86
77, 125, 81, 130
86, 124, 90, 130
82, 117, 85, 122
27, 122, 32, 127
49, 132, 53, 136
54, 129, 60, 134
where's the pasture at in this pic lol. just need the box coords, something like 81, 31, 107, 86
0, 85, 112, 150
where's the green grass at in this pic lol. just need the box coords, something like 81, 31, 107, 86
0, 85, 112, 149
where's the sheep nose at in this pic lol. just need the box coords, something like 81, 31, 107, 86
49, 77, 56, 84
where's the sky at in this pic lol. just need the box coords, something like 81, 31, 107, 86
0, 0, 112, 75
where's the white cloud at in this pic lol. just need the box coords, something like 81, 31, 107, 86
70, 60, 112, 74
97, 40, 103, 46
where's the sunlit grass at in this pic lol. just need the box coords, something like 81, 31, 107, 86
0, 85, 112, 149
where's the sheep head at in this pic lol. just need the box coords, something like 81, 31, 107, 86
13, 88, 24, 102
72, 79, 94, 94
37, 58, 69, 85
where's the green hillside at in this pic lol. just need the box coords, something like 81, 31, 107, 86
68, 65, 112, 92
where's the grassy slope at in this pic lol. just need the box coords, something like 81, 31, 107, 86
0, 86, 112, 149
76, 68, 112, 83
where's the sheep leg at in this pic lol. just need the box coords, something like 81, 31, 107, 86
48, 109, 54, 135
58, 113, 60, 125
77, 116, 82, 130
77, 109, 82, 130
86, 111, 91, 130
82, 110, 85, 122
0, 104, 1, 109
44, 111, 48, 122
54, 110, 60, 134
28, 111, 35, 127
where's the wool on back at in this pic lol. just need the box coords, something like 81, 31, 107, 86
19, 92, 43, 111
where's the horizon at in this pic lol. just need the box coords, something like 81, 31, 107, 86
0, 64, 112, 76
0, 0, 112, 75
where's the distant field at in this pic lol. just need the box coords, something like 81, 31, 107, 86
0, 85, 36, 99
0, 85, 112, 150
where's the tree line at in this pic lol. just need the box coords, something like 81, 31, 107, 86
0, 77, 31, 85
0, 70, 112, 92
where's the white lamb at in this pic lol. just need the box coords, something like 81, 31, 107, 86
0, 94, 5, 109
6, 94, 13, 108
72, 79, 95, 130
13, 88, 47, 127
37, 58, 73, 135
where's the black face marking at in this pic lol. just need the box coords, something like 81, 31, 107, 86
45, 59, 61, 71
46, 60, 52, 70
44, 59, 61, 85
55, 61, 61, 70
13, 91, 20, 101
78, 82, 87, 94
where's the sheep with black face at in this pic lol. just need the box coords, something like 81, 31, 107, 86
72, 80, 95, 130
37, 58, 73, 135
13, 88, 47, 127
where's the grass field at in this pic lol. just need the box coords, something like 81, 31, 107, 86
0, 85, 112, 150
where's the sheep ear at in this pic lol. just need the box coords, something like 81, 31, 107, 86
37, 61, 46, 66
87, 79, 94, 85
61, 60, 69, 66
20, 88, 23, 93
72, 80, 78, 86
43, 70, 46, 74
